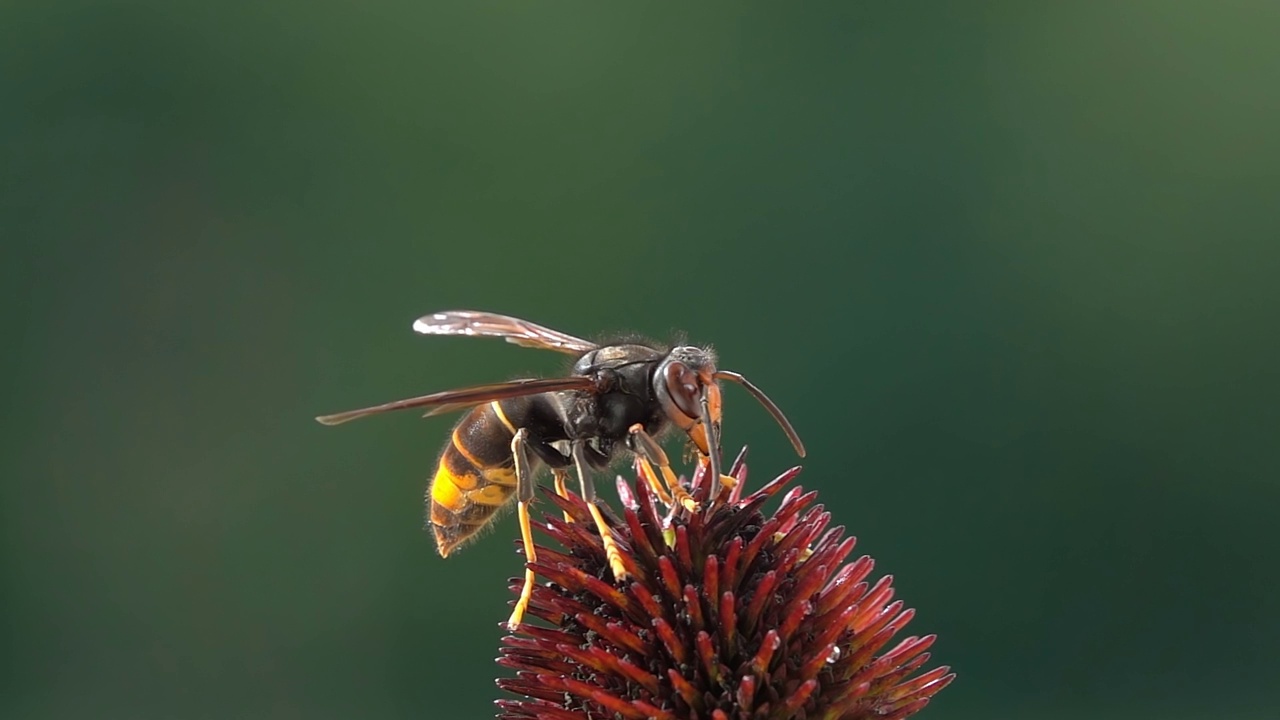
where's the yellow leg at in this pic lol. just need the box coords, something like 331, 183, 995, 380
666, 466, 700, 513
507, 499, 539, 632
639, 456, 697, 512
629, 425, 698, 512
587, 501, 627, 581
552, 468, 573, 523
507, 428, 540, 632
570, 440, 628, 582
635, 456, 675, 506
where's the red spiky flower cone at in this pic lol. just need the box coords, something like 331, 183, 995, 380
496, 449, 954, 720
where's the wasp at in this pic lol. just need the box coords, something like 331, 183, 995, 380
316, 310, 805, 629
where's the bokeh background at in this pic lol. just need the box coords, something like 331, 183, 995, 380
4, 2, 1278, 719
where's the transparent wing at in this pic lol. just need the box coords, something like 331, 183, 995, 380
412, 310, 597, 354
315, 376, 594, 426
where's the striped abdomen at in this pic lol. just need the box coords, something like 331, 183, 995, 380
427, 401, 519, 557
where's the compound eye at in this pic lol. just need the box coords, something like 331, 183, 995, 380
663, 362, 701, 418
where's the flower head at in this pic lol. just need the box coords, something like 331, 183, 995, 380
496, 449, 954, 720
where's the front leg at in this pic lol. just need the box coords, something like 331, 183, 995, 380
627, 424, 699, 512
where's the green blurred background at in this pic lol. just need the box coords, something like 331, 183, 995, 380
4, 2, 1278, 719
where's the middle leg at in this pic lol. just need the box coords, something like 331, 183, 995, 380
571, 441, 628, 581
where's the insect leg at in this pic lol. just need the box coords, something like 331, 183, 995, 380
507, 428, 538, 632
627, 424, 699, 513
552, 468, 573, 523
622, 426, 675, 506
572, 441, 628, 581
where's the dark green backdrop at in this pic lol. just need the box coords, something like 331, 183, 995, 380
4, 3, 1277, 719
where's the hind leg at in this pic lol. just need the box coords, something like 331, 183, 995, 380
506, 429, 539, 632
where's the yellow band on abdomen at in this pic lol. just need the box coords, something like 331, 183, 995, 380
490, 401, 517, 434
430, 465, 474, 512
